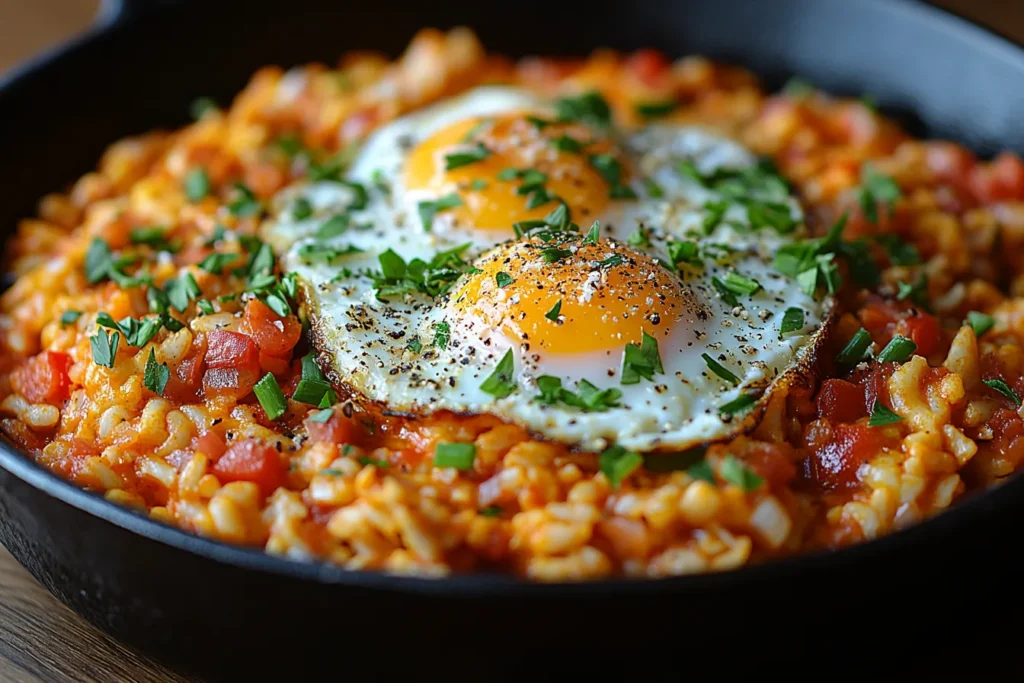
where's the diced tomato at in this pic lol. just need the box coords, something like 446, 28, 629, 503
202, 366, 260, 400
816, 379, 867, 424
896, 312, 941, 357
13, 351, 72, 405
259, 351, 291, 376
304, 411, 363, 445
626, 48, 671, 87
743, 444, 798, 488
165, 334, 209, 401
968, 152, 1024, 204
242, 299, 301, 358
925, 142, 976, 187
803, 422, 885, 491
205, 329, 260, 369
191, 431, 226, 460
848, 362, 896, 416
212, 438, 286, 496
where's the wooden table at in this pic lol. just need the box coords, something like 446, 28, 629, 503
0, 0, 1022, 680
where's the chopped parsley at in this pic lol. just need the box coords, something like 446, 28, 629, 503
967, 311, 995, 337
621, 333, 664, 385
471, 179, 488, 191
368, 244, 474, 299
495, 272, 514, 288
643, 178, 664, 199
545, 300, 562, 322
292, 197, 314, 220
297, 243, 364, 265
597, 253, 624, 268
896, 273, 931, 312
868, 403, 903, 427
551, 134, 584, 153
687, 459, 717, 483
406, 337, 423, 354
534, 376, 622, 412
599, 445, 643, 489
480, 349, 516, 398
434, 442, 476, 470
634, 99, 677, 119
418, 193, 463, 231
873, 234, 920, 266
628, 225, 652, 248
983, 378, 1022, 406
228, 182, 262, 217
588, 154, 635, 198
668, 240, 701, 268
165, 272, 202, 313
478, 505, 503, 517
143, 348, 170, 396
432, 321, 450, 349
196, 299, 215, 315
96, 312, 163, 348
875, 335, 916, 364
720, 455, 763, 491
702, 200, 729, 234
444, 143, 491, 170
60, 310, 81, 327
130, 226, 177, 252
189, 96, 218, 120
198, 251, 236, 274
702, 353, 740, 385
541, 246, 573, 263
857, 165, 901, 224
253, 373, 288, 420
184, 168, 211, 203
779, 307, 805, 336
836, 328, 874, 365
315, 214, 350, 240
554, 91, 612, 128
90, 327, 119, 368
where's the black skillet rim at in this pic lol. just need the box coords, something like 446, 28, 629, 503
0, 0, 1022, 597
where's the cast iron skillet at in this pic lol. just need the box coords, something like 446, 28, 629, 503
2, 0, 1024, 678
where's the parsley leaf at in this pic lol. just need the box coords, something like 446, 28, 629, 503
554, 91, 612, 128
480, 349, 516, 398
868, 402, 903, 427
418, 193, 463, 231
184, 168, 211, 203
90, 327, 119, 368
984, 378, 1022, 406
545, 300, 562, 322
143, 348, 170, 396
534, 375, 622, 412
857, 165, 901, 224
779, 307, 805, 336
444, 143, 491, 170
599, 445, 643, 488
966, 311, 995, 337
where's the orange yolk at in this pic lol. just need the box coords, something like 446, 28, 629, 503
404, 113, 623, 230
451, 238, 683, 354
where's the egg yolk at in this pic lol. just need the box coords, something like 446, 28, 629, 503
451, 238, 683, 354
404, 113, 625, 231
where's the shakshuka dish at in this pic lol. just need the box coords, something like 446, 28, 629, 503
2, 28, 1021, 580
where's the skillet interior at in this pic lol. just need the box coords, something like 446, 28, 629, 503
2, 0, 1024, 677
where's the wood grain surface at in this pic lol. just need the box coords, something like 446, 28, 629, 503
0, 0, 1021, 681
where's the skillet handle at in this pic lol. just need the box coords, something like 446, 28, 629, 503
96, 0, 182, 26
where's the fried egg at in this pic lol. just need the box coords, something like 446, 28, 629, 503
263, 86, 832, 451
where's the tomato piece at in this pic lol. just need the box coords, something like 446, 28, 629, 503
925, 142, 975, 186
14, 351, 72, 405
212, 438, 286, 496
191, 431, 226, 461
896, 312, 941, 357
969, 152, 1024, 203
816, 379, 867, 423
626, 48, 671, 87
304, 411, 363, 445
743, 445, 798, 488
202, 366, 260, 400
803, 422, 884, 491
242, 299, 301, 358
205, 329, 260, 370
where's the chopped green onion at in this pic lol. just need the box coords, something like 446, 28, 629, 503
836, 328, 874, 365
876, 335, 916, 364
702, 353, 740, 385
253, 373, 288, 420
434, 442, 476, 470
720, 455, 763, 491
967, 311, 995, 338
718, 393, 756, 417
721, 271, 762, 297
